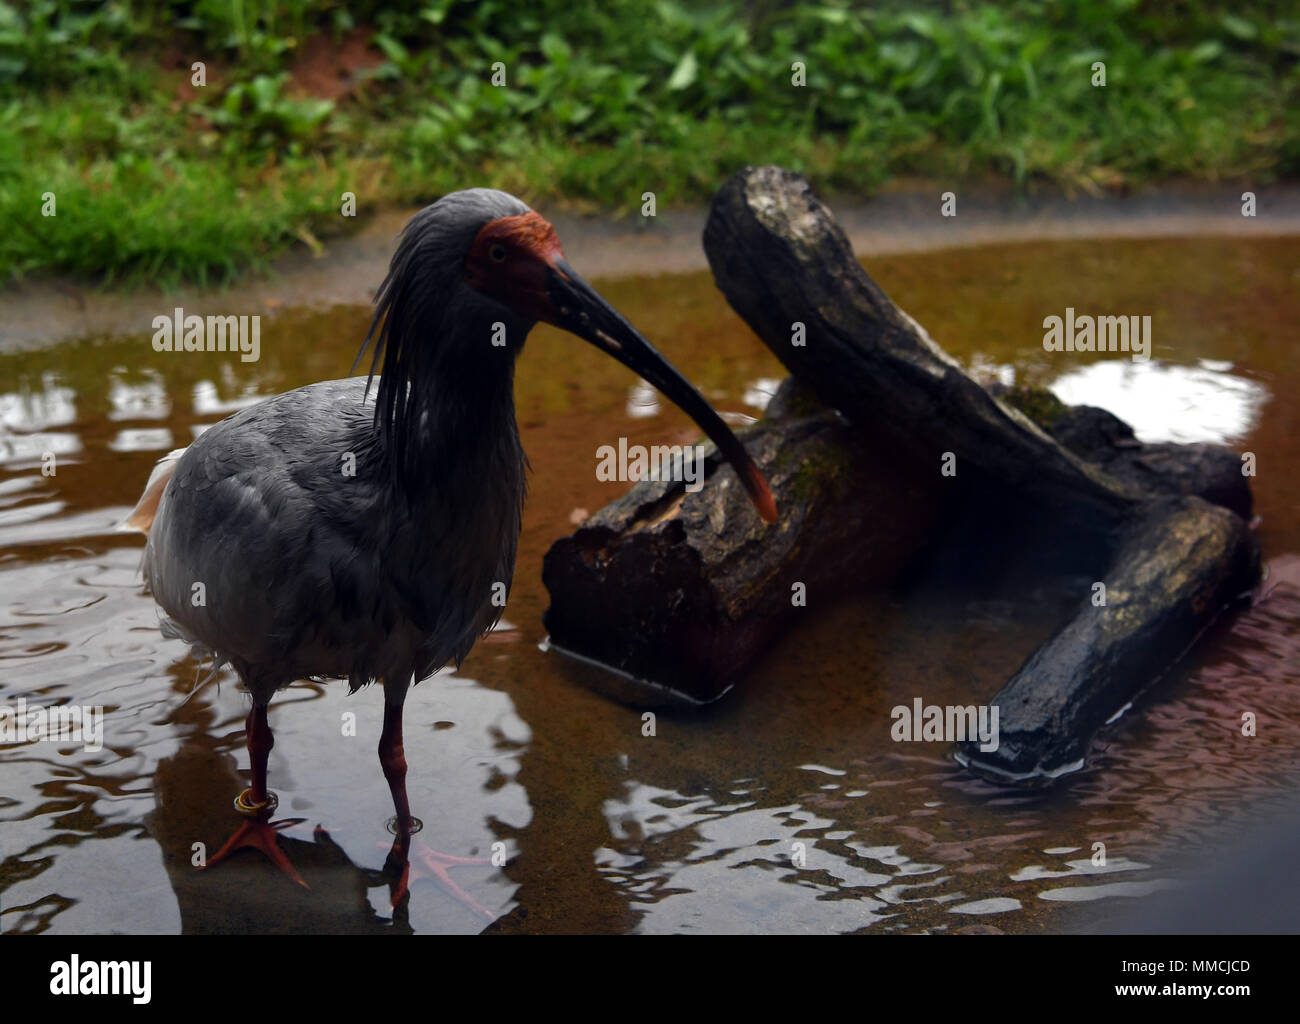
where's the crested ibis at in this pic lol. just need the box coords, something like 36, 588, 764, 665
129, 188, 776, 904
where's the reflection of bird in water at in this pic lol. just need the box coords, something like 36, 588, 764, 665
147, 740, 401, 934
128, 189, 776, 905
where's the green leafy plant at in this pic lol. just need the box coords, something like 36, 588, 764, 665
2, 0, 1296, 284
207, 73, 334, 153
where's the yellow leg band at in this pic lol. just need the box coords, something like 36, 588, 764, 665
233, 788, 279, 817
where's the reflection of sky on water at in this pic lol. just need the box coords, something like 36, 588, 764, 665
0, 372, 76, 430
108, 370, 169, 421
625, 379, 660, 419
0, 374, 81, 468
0, 430, 81, 466
968, 353, 1017, 389
1048, 358, 1267, 445
743, 377, 783, 411
109, 428, 175, 453
192, 379, 264, 416
594, 768, 1181, 932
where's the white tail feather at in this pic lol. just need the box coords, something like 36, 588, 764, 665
120, 447, 187, 534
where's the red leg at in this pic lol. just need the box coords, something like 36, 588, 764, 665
203, 701, 308, 889
379, 694, 420, 902
246, 700, 272, 805
379, 700, 413, 832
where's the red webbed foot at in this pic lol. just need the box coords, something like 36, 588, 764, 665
202, 788, 309, 889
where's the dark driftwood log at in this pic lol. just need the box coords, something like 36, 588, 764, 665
701, 166, 1150, 539
542, 166, 1259, 776
955, 496, 1259, 781
542, 379, 943, 704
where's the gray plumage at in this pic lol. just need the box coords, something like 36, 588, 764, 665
133, 187, 775, 895
142, 189, 532, 703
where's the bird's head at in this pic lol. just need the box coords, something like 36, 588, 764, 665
361, 188, 776, 524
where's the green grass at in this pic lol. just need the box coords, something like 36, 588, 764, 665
2, 0, 1297, 286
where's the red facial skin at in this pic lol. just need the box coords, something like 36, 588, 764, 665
463, 212, 568, 323
462, 210, 780, 526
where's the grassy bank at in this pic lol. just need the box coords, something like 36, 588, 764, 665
3, 0, 1297, 286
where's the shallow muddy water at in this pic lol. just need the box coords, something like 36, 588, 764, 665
2, 235, 1298, 934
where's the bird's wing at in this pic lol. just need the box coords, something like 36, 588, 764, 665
142, 379, 393, 682
140, 374, 524, 689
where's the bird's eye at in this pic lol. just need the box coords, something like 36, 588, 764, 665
488, 243, 507, 263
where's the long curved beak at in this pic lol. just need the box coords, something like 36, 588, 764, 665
543, 258, 777, 524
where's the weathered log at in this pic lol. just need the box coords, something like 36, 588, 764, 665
701, 165, 1149, 539
542, 378, 943, 703
541, 377, 1254, 709
542, 166, 1260, 779
955, 495, 1259, 781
